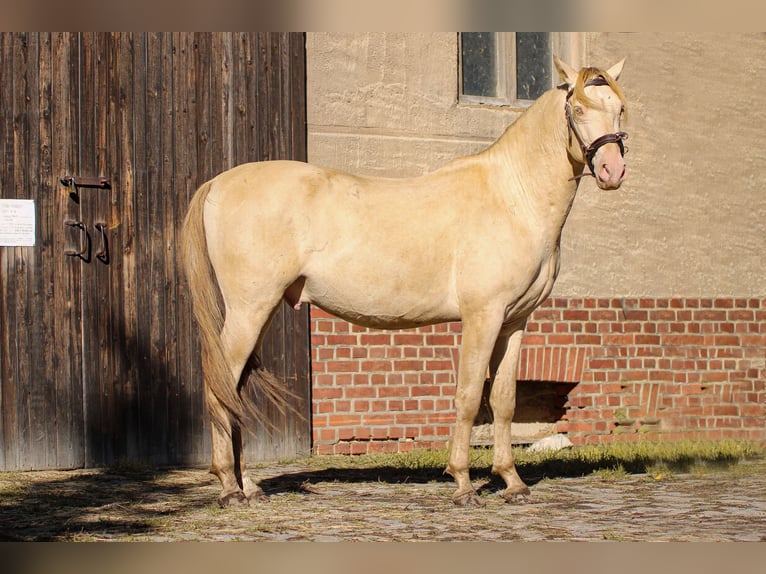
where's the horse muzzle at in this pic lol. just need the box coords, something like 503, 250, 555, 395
592, 141, 627, 190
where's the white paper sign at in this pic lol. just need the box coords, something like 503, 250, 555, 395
0, 199, 36, 246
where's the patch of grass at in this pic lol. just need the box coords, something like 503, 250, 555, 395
298, 439, 763, 481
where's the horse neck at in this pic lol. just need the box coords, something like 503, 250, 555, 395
485, 88, 583, 235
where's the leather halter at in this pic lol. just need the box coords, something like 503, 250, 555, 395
565, 76, 628, 176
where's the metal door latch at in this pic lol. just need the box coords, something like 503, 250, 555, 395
61, 176, 111, 203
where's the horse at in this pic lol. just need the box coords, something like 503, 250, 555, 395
181, 56, 629, 507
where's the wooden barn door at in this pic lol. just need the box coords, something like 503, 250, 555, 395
0, 33, 310, 471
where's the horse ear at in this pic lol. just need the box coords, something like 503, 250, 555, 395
606, 58, 626, 81
553, 55, 578, 88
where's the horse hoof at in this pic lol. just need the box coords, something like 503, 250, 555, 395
218, 490, 250, 508
452, 490, 486, 507
501, 487, 531, 504
247, 489, 269, 504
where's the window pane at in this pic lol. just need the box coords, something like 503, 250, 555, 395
516, 32, 551, 100
461, 32, 498, 98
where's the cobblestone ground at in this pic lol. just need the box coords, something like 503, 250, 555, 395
1, 459, 764, 541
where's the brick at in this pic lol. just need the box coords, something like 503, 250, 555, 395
714, 334, 740, 346
345, 386, 376, 399
635, 334, 661, 345
363, 413, 396, 426
412, 385, 440, 397
393, 333, 425, 345
663, 334, 706, 346
563, 309, 589, 321
313, 387, 343, 400
425, 359, 453, 371
359, 333, 391, 345
728, 309, 755, 321
547, 334, 575, 345
353, 399, 370, 412
693, 309, 727, 321
359, 360, 392, 372
327, 414, 362, 427
326, 360, 360, 373
393, 359, 423, 371
352, 373, 371, 385
649, 309, 676, 321
591, 309, 619, 321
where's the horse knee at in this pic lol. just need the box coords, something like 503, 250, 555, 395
455, 393, 483, 422
489, 382, 517, 421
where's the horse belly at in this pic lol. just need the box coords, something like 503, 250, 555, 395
300, 266, 460, 330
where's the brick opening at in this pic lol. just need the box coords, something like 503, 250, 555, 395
474, 379, 577, 444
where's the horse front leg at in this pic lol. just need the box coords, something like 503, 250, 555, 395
445, 312, 503, 507
489, 321, 531, 503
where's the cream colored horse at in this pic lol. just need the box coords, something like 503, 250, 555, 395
182, 56, 629, 507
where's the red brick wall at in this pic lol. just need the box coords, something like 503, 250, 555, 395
310, 297, 766, 454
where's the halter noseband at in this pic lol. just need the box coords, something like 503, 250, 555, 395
565, 76, 628, 177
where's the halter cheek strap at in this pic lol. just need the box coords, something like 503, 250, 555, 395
565, 77, 628, 177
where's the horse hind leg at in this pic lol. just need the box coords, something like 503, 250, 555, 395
210, 302, 279, 507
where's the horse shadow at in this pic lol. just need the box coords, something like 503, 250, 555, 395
253, 451, 744, 497
254, 459, 568, 497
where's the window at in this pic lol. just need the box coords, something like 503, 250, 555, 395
459, 32, 578, 106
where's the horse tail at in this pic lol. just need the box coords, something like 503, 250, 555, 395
181, 179, 244, 435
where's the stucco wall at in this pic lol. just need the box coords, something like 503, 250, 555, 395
306, 32, 766, 297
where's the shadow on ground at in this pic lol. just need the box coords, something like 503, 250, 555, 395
0, 468, 215, 541
256, 452, 746, 495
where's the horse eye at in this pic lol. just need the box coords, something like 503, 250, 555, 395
574, 105, 584, 116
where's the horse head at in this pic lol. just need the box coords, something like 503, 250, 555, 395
555, 56, 628, 190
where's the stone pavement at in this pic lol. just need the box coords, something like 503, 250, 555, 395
1, 459, 764, 541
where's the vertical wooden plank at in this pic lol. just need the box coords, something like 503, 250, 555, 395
289, 33, 312, 456
230, 33, 249, 167
76, 31, 98, 466
36, 32, 60, 468
78, 32, 116, 466
92, 31, 114, 466
132, 32, 154, 463
289, 33, 308, 163
172, 32, 203, 464
21, 32, 55, 469
115, 32, 141, 462
103, 32, 133, 462
11, 32, 34, 469
0, 33, 19, 470
51, 31, 84, 469
160, 31, 181, 464
141, 32, 170, 463
194, 33, 213, 184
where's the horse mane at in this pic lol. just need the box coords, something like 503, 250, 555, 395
571, 67, 627, 117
